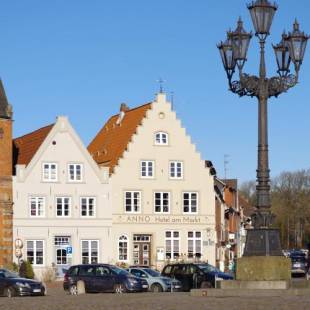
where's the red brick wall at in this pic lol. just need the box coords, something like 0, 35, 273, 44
0, 118, 13, 267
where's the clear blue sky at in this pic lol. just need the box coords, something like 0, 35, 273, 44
1, 0, 309, 182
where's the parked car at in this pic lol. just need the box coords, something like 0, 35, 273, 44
289, 250, 307, 277
161, 263, 233, 291
63, 264, 148, 294
0, 269, 46, 297
127, 267, 182, 292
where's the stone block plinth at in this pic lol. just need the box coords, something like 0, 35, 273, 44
236, 256, 291, 281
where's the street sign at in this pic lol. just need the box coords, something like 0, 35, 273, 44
67, 246, 73, 255
15, 248, 22, 258
15, 238, 23, 249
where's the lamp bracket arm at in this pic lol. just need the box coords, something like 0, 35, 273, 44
229, 73, 260, 97
267, 74, 298, 98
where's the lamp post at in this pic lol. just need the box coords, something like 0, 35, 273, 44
218, 0, 308, 256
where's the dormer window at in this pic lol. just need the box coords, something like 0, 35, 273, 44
155, 131, 168, 145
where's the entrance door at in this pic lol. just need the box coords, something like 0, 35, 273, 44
54, 236, 72, 277
133, 234, 151, 266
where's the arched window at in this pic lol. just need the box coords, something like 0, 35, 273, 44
155, 131, 168, 145
118, 235, 128, 261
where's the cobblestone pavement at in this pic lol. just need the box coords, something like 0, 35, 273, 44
0, 285, 310, 310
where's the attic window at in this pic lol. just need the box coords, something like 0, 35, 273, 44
155, 131, 168, 145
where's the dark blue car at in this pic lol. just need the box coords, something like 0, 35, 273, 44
161, 263, 233, 291
63, 264, 148, 294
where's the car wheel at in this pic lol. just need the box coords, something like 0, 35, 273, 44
41, 286, 47, 296
69, 284, 78, 295
151, 283, 163, 293
114, 283, 126, 294
5, 287, 16, 298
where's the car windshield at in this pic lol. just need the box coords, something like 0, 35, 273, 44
197, 264, 220, 273
110, 266, 130, 276
0, 270, 19, 278
143, 268, 160, 277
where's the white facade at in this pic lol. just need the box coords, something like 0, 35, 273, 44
110, 93, 216, 269
13, 116, 112, 279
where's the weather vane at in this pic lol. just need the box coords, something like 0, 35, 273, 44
156, 78, 166, 93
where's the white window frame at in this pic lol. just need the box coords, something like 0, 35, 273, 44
68, 163, 83, 182
155, 131, 169, 145
42, 162, 58, 182
81, 240, 99, 264
187, 231, 202, 258
183, 192, 198, 214
56, 197, 71, 217
29, 196, 45, 217
26, 240, 45, 266
154, 192, 170, 213
169, 161, 183, 179
80, 197, 96, 217
140, 160, 154, 178
118, 235, 129, 262
124, 191, 141, 213
165, 231, 180, 260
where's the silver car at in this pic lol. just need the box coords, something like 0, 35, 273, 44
127, 267, 182, 292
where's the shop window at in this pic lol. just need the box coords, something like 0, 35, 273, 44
27, 240, 44, 266
81, 240, 99, 264
118, 235, 128, 261
187, 231, 202, 258
165, 231, 180, 260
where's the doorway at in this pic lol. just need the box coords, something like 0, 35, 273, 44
133, 234, 151, 266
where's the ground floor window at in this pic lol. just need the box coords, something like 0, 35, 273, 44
81, 240, 99, 264
165, 231, 180, 260
118, 235, 128, 261
187, 231, 202, 258
54, 236, 71, 265
26, 240, 44, 265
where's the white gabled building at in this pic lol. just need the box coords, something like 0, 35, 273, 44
88, 93, 216, 269
13, 116, 112, 279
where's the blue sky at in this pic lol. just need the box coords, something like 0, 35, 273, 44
1, 0, 309, 182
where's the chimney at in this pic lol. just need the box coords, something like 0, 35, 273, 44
116, 103, 129, 125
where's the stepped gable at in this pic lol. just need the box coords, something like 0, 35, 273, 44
13, 124, 54, 166
88, 102, 152, 174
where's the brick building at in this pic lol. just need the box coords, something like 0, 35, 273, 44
0, 80, 13, 267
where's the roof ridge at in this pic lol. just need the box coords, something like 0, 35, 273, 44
14, 123, 54, 141
108, 102, 152, 119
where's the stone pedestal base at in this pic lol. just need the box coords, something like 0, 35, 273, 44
236, 256, 291, 281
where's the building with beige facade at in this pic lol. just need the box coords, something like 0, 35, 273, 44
13, 116, 112, 278
88, 92, 216, 269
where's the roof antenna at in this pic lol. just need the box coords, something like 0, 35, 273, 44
156, 78, 165, 93
224, 154, 229, 180
170, 91, 174, 110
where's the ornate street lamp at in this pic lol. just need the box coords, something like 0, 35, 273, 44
218, 0, 308, 257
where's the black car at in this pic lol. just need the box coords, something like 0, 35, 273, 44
0, 269, 46, 297
289, 250, 307, 277
63, 264, 149, 294
161, 263, 233, 291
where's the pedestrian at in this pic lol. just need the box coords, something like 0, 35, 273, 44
19, 259, 27, 278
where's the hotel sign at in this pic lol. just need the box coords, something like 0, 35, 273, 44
113, 214, 214, 225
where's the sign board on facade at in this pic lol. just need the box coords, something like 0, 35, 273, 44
156, 247, 165, 261
66, 246, 73, 257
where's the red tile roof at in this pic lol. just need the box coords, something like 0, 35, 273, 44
88, 103, 152, 174
13, 124, 54, 166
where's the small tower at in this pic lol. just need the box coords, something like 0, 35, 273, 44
0, 79, 13, 267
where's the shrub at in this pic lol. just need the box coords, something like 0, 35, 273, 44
41, 267, 56, 283
24, 260, 35, 279
4, 262, 19, 272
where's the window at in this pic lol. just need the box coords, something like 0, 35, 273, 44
188, 231, 202, 258
68, 163, 83, 182
54, 236, 71, 265
183, 192, 198, 213
124, 191, 141, 213
29, 197, 45, 217
56, 197, 71, 217
165, 231, 180, 260
81, 240, 99, 264
118, 235, 128, 261
170, 161, 183, 179
27, 240, 44, 265
155, 132, 168, 145
42, 163, 57, 182
154, 192, 170, 213
80, 197, 96, 217
141, 160, 154, 178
